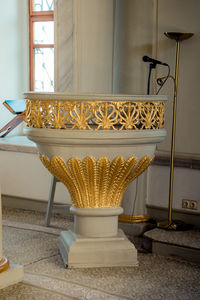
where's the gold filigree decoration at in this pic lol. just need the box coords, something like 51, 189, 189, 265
39, 155, 154, 208
26, 100, 165, 130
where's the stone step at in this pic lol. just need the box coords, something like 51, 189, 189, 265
143, 228, 200, 264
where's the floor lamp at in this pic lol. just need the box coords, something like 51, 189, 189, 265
157, 32, 193, 230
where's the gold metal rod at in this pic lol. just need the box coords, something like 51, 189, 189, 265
168, 39, 180, 224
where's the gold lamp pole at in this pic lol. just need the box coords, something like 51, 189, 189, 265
157, 32, 193, 230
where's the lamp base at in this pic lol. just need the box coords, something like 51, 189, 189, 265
157, 220, 193, 231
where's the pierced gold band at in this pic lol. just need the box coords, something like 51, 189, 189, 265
26, 100, 165, 131
119, 214, 150, 223
0, 257, 9, 274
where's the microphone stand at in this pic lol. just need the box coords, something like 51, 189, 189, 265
147, 63, 156, 95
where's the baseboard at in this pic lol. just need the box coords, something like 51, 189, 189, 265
147, 204, 200, 227
2, 194, 71, 218
2, 194, 153, 236
153, 150, 200, 169
4, 195, 199, 230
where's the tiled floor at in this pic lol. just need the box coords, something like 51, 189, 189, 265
1, 208, 200, 300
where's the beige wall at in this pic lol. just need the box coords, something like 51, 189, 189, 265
155, 0, 200, 155
113, 0, 200, 156
0, 0, 28, 135
146, 0, 200, 219
1, 0, 115, 205
0, 150, 70, 204
54, 0, 74, 92
147, 164, 200, 215
112, 0, 200, 219
55, 0, 114, 93
74, 0, 114, 93
113, 0, 154, 94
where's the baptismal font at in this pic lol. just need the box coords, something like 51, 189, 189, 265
24, 92, 167, 268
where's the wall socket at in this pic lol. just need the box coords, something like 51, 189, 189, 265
182, 199, 198, 210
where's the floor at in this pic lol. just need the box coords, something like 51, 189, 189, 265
1, 208, 200, 300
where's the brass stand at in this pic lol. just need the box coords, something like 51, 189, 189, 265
157, 32, 193, 230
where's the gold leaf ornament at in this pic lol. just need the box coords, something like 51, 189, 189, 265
39, 155, 154, 208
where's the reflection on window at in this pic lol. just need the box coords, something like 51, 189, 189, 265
34, 21, 54, 44
34, 48, 54, 92
33, 0, 54, 11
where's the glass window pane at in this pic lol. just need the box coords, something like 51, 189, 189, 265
33, 0, 54, 11
34, 48, 54, 92
34, 21, 54, 44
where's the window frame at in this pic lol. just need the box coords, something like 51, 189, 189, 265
29, 0, 54, 91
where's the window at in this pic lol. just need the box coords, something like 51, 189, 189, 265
29, 0, 54, 91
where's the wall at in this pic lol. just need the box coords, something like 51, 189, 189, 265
146, 0, 200, 224
1, 0, 115, 207
112, 0, 200, 224
113, 0, 200, 156
54, 0, 74, 92
148, 165, 200, 212
55, 0, 114, 93
156, 0, 200, 155
0, 1, 70, 206
74, 0, 114, 93
0, 0, 29, 135
0, 149, 70, 205
113, 0, 154, 94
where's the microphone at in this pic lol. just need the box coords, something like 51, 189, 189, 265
143, 56, 168, 66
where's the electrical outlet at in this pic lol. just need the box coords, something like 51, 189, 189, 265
182, 199, 198, 210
